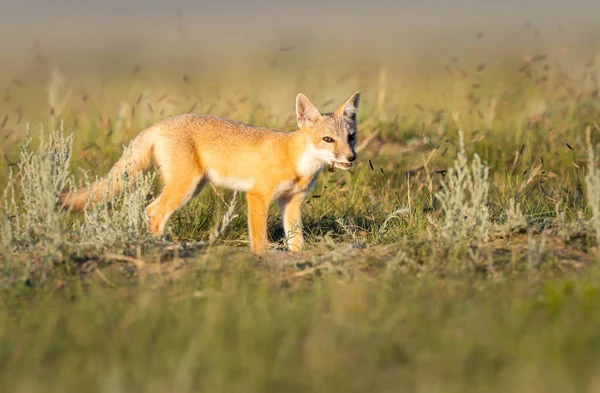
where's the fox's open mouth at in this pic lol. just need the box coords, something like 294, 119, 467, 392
334, 162, 353, 170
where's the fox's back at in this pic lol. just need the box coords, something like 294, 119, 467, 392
149, 114, 297, 189
155, 114, 285, 142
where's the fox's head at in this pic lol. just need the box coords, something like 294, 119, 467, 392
296, 91, 360, 171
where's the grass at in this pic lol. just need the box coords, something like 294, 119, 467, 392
3, 260, 600, 393
1, 24, 600, 391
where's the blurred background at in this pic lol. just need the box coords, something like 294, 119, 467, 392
1, 0, 600, 185
2, 0, 599, 72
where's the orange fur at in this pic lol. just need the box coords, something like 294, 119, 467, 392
62, 92, 361, 254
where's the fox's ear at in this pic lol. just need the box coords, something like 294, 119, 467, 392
336, 91, 360, 120
296, 93, 320, 128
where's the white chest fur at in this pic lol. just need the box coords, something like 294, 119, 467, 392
296, 143, 331, 177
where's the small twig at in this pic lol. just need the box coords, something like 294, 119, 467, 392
209, 182, 228, 204
94, 269, 117, 287
209, 191, 239, 246
104, 252, 146, 270
278, 266, 323, 281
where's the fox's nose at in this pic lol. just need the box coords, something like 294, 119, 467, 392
347, 154, 357, 162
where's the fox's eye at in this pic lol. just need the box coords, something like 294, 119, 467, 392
323, 136, 334, 143
348, 134, 355, 142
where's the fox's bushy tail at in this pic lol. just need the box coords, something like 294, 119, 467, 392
60, 129, 155, 211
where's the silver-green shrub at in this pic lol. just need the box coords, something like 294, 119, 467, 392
2, 126, 72, 252
585, 143, 600, 247
0, 126, 158, 263
74, 166, 155, 251
435, 131, 490, 259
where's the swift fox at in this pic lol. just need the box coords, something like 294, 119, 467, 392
61, 91, 360, 254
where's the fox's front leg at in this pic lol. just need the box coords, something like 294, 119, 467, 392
246, 191, 271, 254
278, 193, 306, 252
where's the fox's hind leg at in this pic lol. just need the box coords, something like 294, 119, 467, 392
147, 174, 206, 236
147, 137, 206, 236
